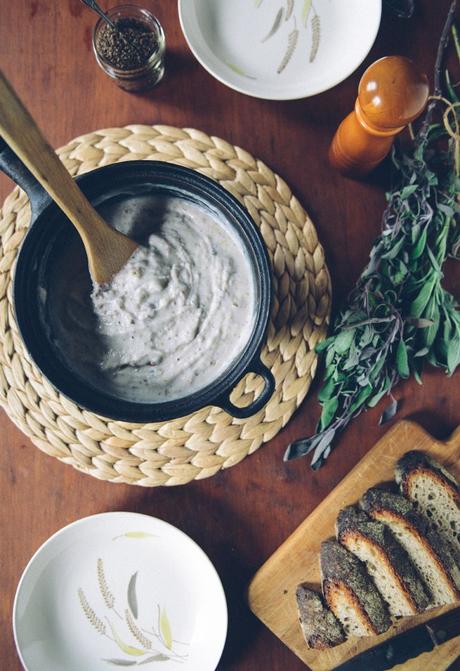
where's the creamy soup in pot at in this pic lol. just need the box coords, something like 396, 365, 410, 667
43, 195, 256, 403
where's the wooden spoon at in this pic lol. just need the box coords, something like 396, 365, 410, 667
0, 69, 138, 284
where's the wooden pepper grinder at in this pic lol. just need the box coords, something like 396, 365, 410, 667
329, 56, 429, 177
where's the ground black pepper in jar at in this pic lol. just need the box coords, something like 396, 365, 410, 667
92, 5, 165, 92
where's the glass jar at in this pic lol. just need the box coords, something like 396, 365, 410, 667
92, 5, 165, 92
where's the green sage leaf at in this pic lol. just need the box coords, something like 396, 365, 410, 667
400, 184, 418, 199
318, 377, 335, 403
379, 396, 399, 425
319, 397, 338, 430
447, 335, 460, 374
410, 278, 436, 318
396, 340, 410, 378
349, 384, 373, 415
410, 226, 428, 259
333, 329, 355, 354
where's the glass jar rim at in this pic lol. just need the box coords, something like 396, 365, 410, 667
92, 4, 165, 75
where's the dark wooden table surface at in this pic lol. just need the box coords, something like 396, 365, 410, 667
1, 1, 459, 670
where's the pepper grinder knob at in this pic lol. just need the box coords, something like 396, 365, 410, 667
329, 56, 429, 177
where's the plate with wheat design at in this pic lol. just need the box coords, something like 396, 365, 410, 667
178, 0, 381, 100
13, 513, 227, 670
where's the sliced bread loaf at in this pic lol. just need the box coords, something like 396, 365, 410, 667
361, 487, 460, 607
295, 584, 346, 649
320, 539, 391, 637
395, 451, 460, 553
336, 506, 429, 616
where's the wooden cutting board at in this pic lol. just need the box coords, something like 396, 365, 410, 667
248, 420, 460, 670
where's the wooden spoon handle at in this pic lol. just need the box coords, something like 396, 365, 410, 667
0, 70, 138, 283
0, 69, 107, 248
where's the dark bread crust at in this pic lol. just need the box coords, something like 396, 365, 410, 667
395, 451, 460, 559
320, 539, 391, 634
323, 579, 378, 636
361, 488, 460, 598
296, 584, 346, 649
395, 451, 459, 503
361, 488, 414, 517
337, 506, 429, 613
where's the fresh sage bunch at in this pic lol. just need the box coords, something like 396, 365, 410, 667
285, 10, 460, 468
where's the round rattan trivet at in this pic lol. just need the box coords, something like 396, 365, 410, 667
0, 125, 331, 486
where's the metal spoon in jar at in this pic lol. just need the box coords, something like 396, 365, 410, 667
80, 0, 117, 30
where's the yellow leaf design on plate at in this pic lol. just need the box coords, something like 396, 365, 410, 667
302, 0, 312, 26
225, 62, 257, 80
108, 620, 147, 657
113, 532, 157, 540
159, 608, 173, 650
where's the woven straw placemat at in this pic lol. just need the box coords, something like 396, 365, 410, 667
0, 125, 330, 486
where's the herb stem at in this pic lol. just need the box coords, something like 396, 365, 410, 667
417, 0, 457, 144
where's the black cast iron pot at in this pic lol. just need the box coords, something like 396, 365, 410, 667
0, 140, 275, 422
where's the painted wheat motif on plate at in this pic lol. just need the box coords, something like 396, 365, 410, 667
255, 0, 322, 74
77, 548, 189, 666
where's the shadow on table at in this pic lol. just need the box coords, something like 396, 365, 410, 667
408, 408, 459, 443
127, 49, 211, 104
115, 482, 264, 670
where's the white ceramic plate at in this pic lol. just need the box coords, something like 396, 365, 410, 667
13, 513, 227, 671
179, 0, 382, 100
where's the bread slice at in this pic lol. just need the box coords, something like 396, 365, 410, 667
296, 584, 346, 649
395, 451, 460, 554
361, 488, 460, 607
336, 506, 429, 616
320, 539, 391, 637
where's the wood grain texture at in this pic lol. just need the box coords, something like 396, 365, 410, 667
248, 420, 460, 669
0, 1, 459, 670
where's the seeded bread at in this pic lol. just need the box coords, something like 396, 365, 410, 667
395, 451, 460, 554
336, 506, 429, 616
361, 488, 460, 607
296, 584, 346, 649
320, 539, 391, 637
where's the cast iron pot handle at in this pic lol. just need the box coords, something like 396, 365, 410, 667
217, 358, 275, 419
0, 137, 50, 218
